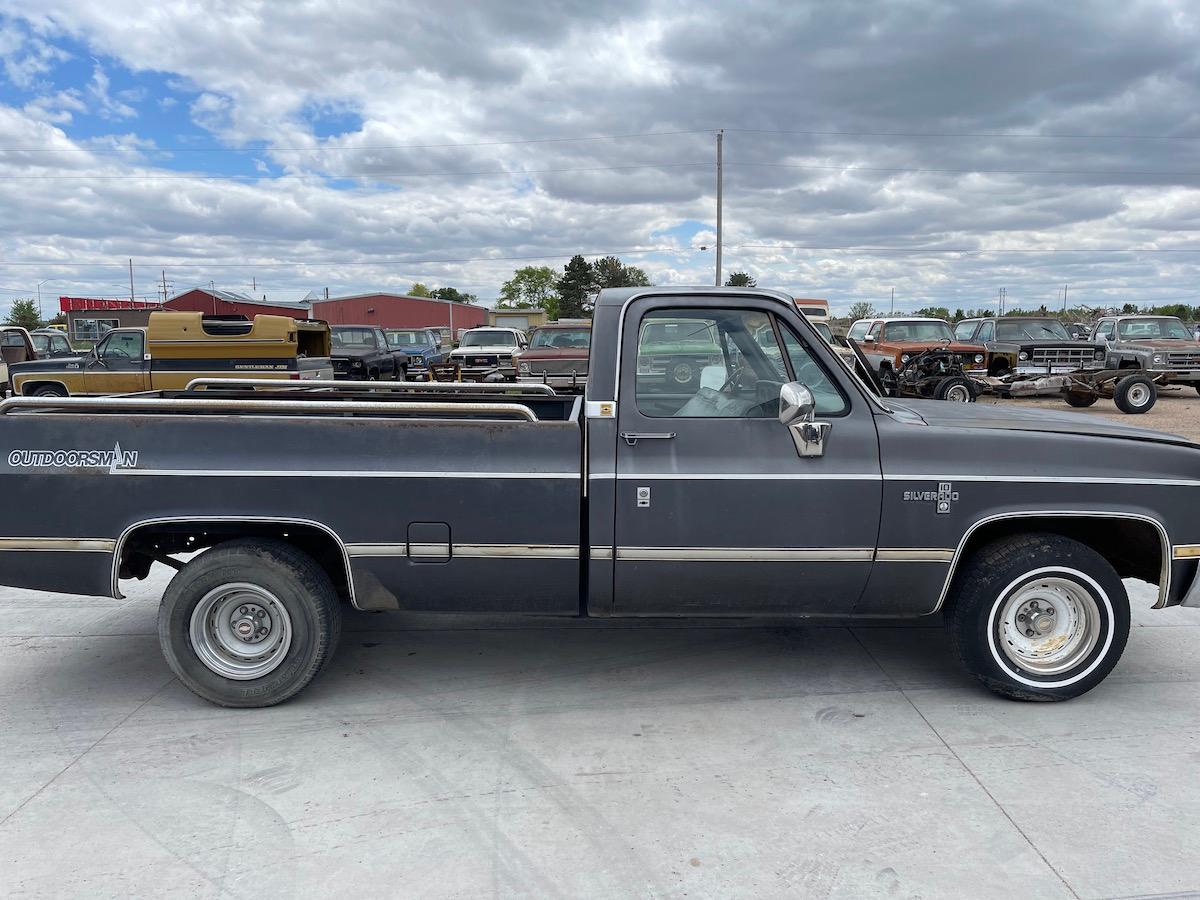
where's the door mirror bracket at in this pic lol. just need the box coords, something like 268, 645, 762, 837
779, 382, 830, 458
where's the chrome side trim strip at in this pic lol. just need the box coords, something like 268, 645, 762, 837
113, 469, 579, 479
886, 473, 1200, 487
875, 548, 955, 562
1173, 544, 1200, 559
0, 538, 116, 552
110, 516, 356, 606
589, 472, 882, 481
615, 547, 875, 562
590, 546, 614, 560
932, 510, 1172, 613
344, 542, 579, 559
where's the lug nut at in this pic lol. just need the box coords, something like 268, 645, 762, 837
1017, 613, 1026, 621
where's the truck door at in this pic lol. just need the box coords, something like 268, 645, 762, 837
84, 330, 148, 395
611, 296, 882, 615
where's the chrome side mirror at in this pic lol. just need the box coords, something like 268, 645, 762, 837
779, 382, 830, 458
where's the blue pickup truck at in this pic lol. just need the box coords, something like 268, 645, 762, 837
384, 327, 447, 375
1, 286, 1198, 707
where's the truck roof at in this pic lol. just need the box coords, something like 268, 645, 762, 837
595, 286, 797, 307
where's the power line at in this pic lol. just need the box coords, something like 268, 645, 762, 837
0, 161, 714, 180
4, 244, 1200, 270
4, 161, 1196, 182
0, 129, 718, 154
727, 127, 1200, 141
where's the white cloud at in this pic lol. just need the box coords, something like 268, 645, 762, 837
86, 60, 137, 119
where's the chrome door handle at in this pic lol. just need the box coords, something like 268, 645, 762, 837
620, 432, 676, 446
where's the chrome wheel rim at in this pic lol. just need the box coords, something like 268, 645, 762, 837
995, 576, 1101, 676
672, 363, 694, 385
1126, 383, 1151, 407
189, 583, 293, 680
944, 383, 972, 402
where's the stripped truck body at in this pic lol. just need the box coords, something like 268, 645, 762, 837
0, 287, 1198, 707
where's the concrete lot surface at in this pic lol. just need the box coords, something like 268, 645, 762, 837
1, 570, 1198, 899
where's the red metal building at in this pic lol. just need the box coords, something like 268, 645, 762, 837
165, 288, 312, 319
312, 293, 488, 334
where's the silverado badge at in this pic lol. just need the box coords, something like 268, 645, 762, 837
903, 481, 958, 514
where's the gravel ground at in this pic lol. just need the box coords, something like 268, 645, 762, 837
988, 383, 1200, 441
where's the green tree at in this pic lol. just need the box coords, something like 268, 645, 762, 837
498, 266, 558, 317
953, 308, 965, 321
1120, 302, 1139, 315
593, 256, 651, 290
46, 312, 67, 327
430, 286, 478, 304
408, 282, 432, 298
724, 271, 756, 287
847, 301, 877, 321
557, 255, 596, 319
914, 306, 952, 320
3, 298, 40, 330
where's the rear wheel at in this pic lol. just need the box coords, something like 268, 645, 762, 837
158, 539, 342, 708
945, 534, 1129, 701
31, 384, 68, 397
1113, 374, 1156, 414
1064, 391, 1099, 408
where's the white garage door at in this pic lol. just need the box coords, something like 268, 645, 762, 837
496, 315, 530, 330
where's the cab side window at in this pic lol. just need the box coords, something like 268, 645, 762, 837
100, 331, 144, 360
634, 308, 846, 419
866, 322, 882, 341
954, 320, 977, 341
1094, 321, 1115, 340
976, 321, 995, 342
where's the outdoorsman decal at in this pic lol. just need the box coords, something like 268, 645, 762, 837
7, 443, 138, 471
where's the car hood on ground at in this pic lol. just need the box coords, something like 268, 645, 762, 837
890, 398, 1196, 448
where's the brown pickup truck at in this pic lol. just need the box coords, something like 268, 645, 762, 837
859, 317, 986, 398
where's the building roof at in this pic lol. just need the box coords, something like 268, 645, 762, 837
169, 287, 312, 310
322, 291, 487, 311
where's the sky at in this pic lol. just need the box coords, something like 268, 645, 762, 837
0, 0, 1198, 318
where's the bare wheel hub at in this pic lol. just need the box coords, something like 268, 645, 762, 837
189, 583, 293, 680
995, 576, 1102, 676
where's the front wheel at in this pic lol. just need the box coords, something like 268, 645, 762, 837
1113, 374, 1156, 414
158, 539, 342, 707
945, 533, 1129, 701
935, 376, 976, 402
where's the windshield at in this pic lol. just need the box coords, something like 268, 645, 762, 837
995, 319, 1071, 341
1117, 318, 1191, 340
640, 321, 719, 346
331, 327, 377, 348
30, 334, 49, 352
847, 320, 873, 340
530, 328, 590, 350
386, 330, 427, 347
461, 330, 516, 347
881, 321, 953, 342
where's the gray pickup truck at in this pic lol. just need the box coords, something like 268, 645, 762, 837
1, 287, 1198, 708
1091, 315, 1200, 393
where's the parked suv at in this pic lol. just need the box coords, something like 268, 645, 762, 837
953, 316, 1105, 376
384, 327, 446, 377
859, 317, 986, 395
1091, 315, 1200, 394
449, 327, 528, 380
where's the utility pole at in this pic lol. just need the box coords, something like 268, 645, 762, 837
1063, 283, 1068, 313
252, 276, 257, 293
161, 270, 168, 306
714, 129, 724, 287
890, 287, 894, 314
128, 259, 135, 304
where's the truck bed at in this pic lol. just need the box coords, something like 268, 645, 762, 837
0, 385, 584, 612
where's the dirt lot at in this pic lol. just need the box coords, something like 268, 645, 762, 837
986, 383, 1200, 441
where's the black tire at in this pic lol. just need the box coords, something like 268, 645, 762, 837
934, 376, 976, 402
32, 384, 68, 397
158, 539, 342, 708
878, 366, 898, 397
1113, 374, 1156, 414
1064, 391, 1099, 408
945, 533, 1129, 701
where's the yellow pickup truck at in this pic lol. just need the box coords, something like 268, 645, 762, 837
10, 312, 332, 396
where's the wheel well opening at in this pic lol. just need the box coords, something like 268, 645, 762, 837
118, 521, 352, 603
952, 516, 1164, 593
